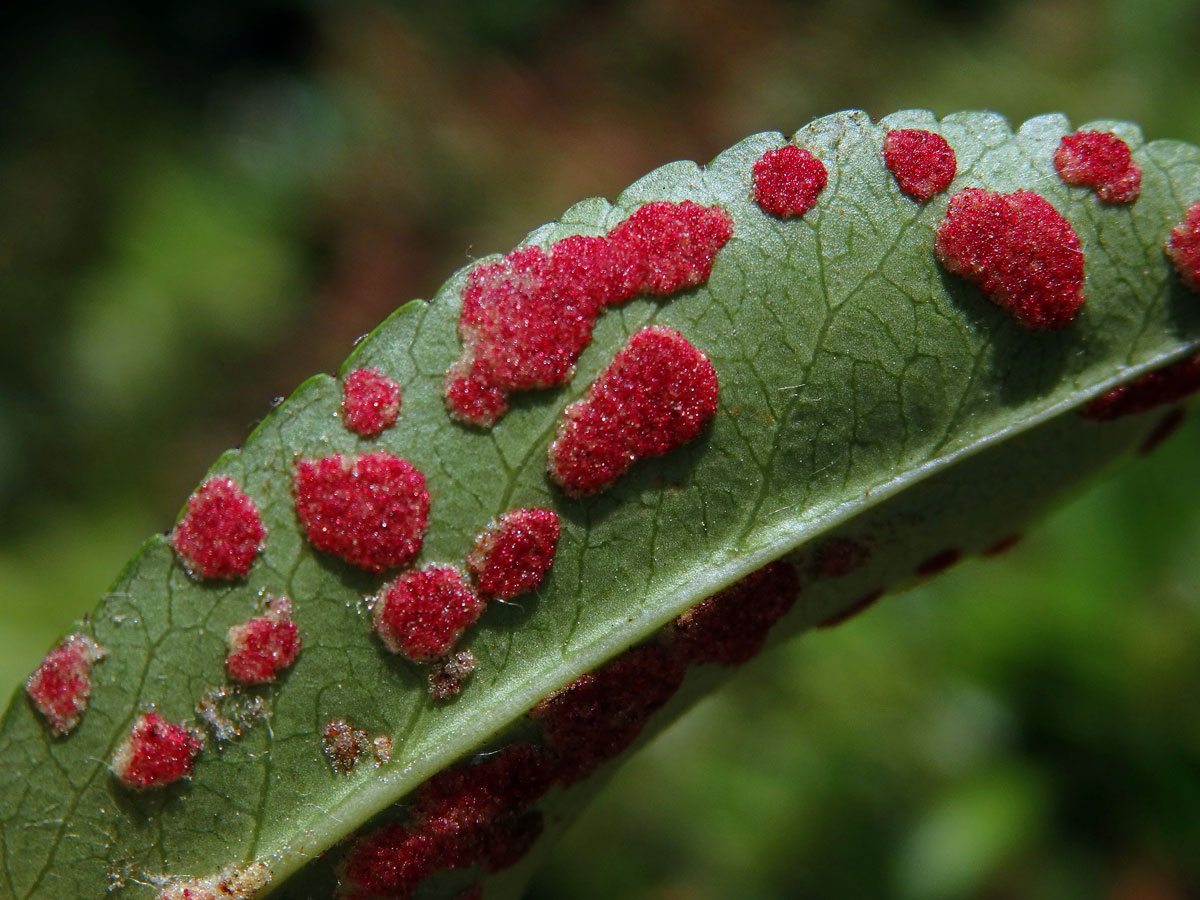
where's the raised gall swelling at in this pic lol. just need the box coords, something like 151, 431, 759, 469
26, 633, 106, 736
170, 476, 266, 580
548, 326, 719, 497
1054, 129, 1142, 203
935, 188, 1086, 330
445, 201, 732, 426
882, 128, 957, 201
293, 452, 429, 574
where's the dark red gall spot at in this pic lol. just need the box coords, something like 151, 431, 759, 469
1139, 407, 1186, 456
225, 596, 302, 685
322, 719, 372, 775
883, 129, 957, 201
293, 452, 429, 574
372, 566, 485, 662
1054, 130, 1141, 203
1081, 354, 1200, 420
467, 508, 560, 600
428, 649, 478, 701
982, 533, 1022, 557
813, 537, 870, 578
340, 823, 434, 899
670, 562, 800, 666
752, 144, 827, 218
111, 712, 204, 790
817, 589, 885, 629
445, 202, 732, 427
26, 633, 106, 736
170, 476, 266, 580
342, 368, 403, 437
341, 744, 550, 898
547, 326, 718, 497
530, 644, 687, 786
935, 188, 1085, 330
1166, 200, 1200, 292
915, 548, 962, 577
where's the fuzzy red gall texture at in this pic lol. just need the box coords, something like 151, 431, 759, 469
372, 566, 485, 662
340, 823, 436, 900
293, 452, 429, 574
415, 744, 550, 872
882, 129, 957, 201
530, 644, 687, 786
170, 476, 266, 580
225, 596, 302, 684
1054, 130, 1142, 203
915, 548, 962, 577
342, 368, 403, 437
813, 537, 870, 578
1167, 201, 1200, 291
26, 633, 106, 736
603, 200, 735, 298
670, 562, 800, 666
444, 201, 732, 427
935, 188, 1085, 330
547, 326, 718, 497
467, 508, 560, 600
1081, 354, 1200, 420
341, 744, 549, 898
752, 144, 827, 218
817, 589, 885, 629
1139, 407, 1187, 456
111, 713, 203, 790
982, 533, 1022, 557
323, 720, 371, 774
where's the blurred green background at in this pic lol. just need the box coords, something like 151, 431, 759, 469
3, 1, 1200, 897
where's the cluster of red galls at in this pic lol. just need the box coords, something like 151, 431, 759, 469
340, 561, 801, 900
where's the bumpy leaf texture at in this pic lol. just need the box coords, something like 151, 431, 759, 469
3, 110, 1200, 900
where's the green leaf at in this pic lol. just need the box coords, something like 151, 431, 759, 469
2, 109, 1198, 900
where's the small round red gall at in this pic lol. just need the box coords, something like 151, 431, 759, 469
26, 633, 106, 737
225, 596, 302, 684
935, 188, 1086, 330
752, 144, 827, 218
341, 368, 402, 437
111, 712, 204, 790
372, 565, 485, 662
883, 129, 957, 201
1166, 200, 1200, 292
467, 508, 560, 600
547, 326, 719, 497
1054, 130, 1142, 204
671, 562, 801, 666
293, 451, 429, 574
170, 476, 266, 580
